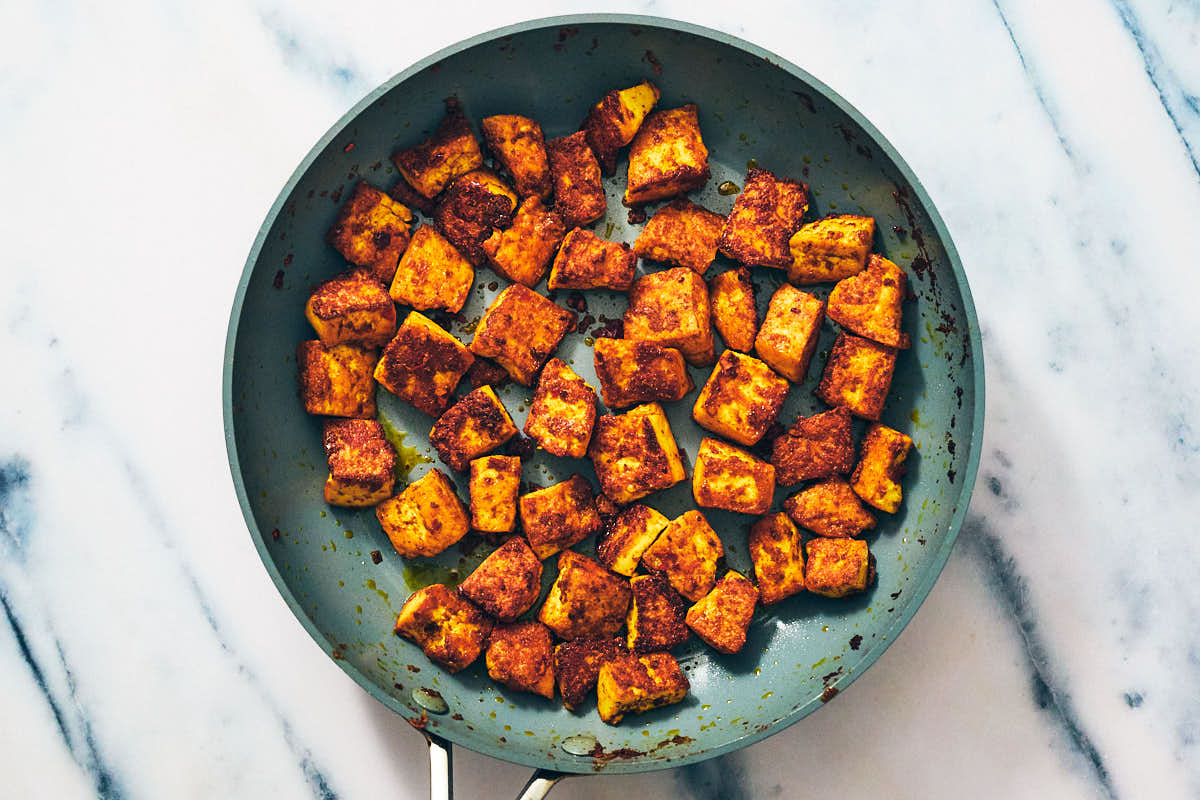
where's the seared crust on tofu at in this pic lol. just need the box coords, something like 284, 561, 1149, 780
692, 437, 776, 515
326, 182, 414, 284
321, 419, 396, 507
771, 406, 855, 485
692, 350, 789, 446
592, 338, 693, 409
634, 199, 725, 274
538, 550, 632, 640
850, 423, 913, 513
394, 584, 492, 672
468, 455, 521, 534
306, 269, 397, 348
784, 477, 877, 539
708, 267, 758, 353
805, 538, 875, 598
685, 571, 759, 655
596, 503, 670, 576
470, 285, 576, 386
548, 228, 638, 292
640, 510, 723, 602
481, 114, 553, 199
627, 573, 690, 652
826, 254, 911, 348
624, 104, 710, 206
388, 225, 474, 313
555, 637, 625, 710
596, 651, 689, 724
457, 536, 543, 622
524, 358, 598, 459
376, 468, 470, 558
391, 98, 483, 199
582, 80, 661, 173
748, 513, 805, 605
754, 284, 825, 383
434, 169, 517, 266
429, 385, 518, 471
519, 474, 603, 560
482, 195, 566, 287
623, 267, 715, 366
485, 621, 557, 699
788, 214, 876, 285
588, 403, 687, 505
815, 332, 897, 421
546, 131, 606, 229
297, 340, 378, 418
718, 168, 809, 268
374, 311, 474, 416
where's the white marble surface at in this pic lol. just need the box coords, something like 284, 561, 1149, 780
2, 0, 1198, 797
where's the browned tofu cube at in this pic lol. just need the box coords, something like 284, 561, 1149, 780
582, 80, 661, 173
754, 284, 825, 383
546, 131, 606, 229
434, 169, 517, 266
692, 437, 776, 515
691, 350, 789, 446
771, 406, 854, 486
326, 182, 414, 284
394, 584, 492, 672
388, 225, 474, 313
524, 358, 597, 459
374, 311, 474, 416
627, 573, 689, 652
815, 332, 898, 421
805, 538, 875, 598
623, 267, 715, 366
481, 195, 566, 287
470, 285, 576, 386
519, 474, 603, 560
685, 571, 759, 654
827, 254, 911, 349
784, 477, 877, 539
592, 338, 693, 409
305, 269, 397, 348
485, 621, 556, 699
555, 637, 625, 710
547, 228, 637, 292
376, 468, 470, 557
850, 423, 914, 513
481, 114, 553, 199
538, 550, 631, 640
457, 536, 542, 622
588, 403, 687, 505
468, 455, 520, 533
748, 513, 805, 605
596, 652, 689, 724
296, 340, 377, 418
623, 105, 709, 206
321, 419, 396, 507
640, 510, 723, 602
465, 357, 511, 391
391, 98, 483, 199
596, 503, 669, 576
718, 168, 809, 268
429, 385, 518, 471
707, 267, 757, 352
788, 214, 876, 285
634, 198, 724, 275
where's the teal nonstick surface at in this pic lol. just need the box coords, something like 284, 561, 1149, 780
223, 14, 984, 776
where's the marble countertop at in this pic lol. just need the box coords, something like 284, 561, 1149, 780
3, 1, 1197, 797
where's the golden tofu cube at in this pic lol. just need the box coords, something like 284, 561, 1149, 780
708, 267, 757, 353
296, 340, 377, 418
596, 503, 669, 576
640, 510, 723, 602
376, 468, 470, 558
788, 214, 876, 285
592, 338, 693, 410
519, 474, 603, 560
805, 538, 875, 598
485, 621, 556, 699
470, 285, 576, 386
433, 169, 517, 266
321, 419, 396, 507
394, 584, 492, 672
524, 358, 598, 459
754, 284, 825, 383
555, 637, 625, 710
623, 104, 709, 206
827, 254, 911, 349
546, 131, 606, 229
583, 80, 661, 173
692, 350, 789, 446
596, 652, 689, 724
429, 385, 518, 472
784, 477, 876, 539
588, 403, 687, 505
850, 423, 914, 513
547, 228, 637, 292
481, 114, 553, 199
391, 98, 483, 199
538, 550, 631, 640
815, 332, 898, 421
468, 454, 521, 534
685, 571, 759, 655
326, 182, 414, 284
633, 198, 724, 274
388, 225, 474, 313
627, 573, 689, 652
718, 168, 809, 268
748, 513, 805, 605
624, 267, 715, 366
457, 536, 543, 622
374, 311, 474, 416
481, 195, 566, 287
692, 437, 776, 515
305, 269, 397, 348
771, 406, 855, 486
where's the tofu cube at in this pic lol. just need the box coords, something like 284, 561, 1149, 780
321, 419, 396, 507
588, 403, 687, 505
592, 338, 693, 410
596, 652, 689, 724
815, 332, 898, 421
524, 358, 598, 459
771, 406, 855, 486
519, 474, 603, 560
805, 538, 875, 598
465, 357, 511, 391
623, 105, 710, 206
718, 168, 809, 268
546, 131, 606, 229
391, 98, 483, 199
788, 214, 876, 285
555, 637, 625, 710
640, 510, 723, 602
485, 621, 556, 699
481, 114, 553, 199
429, 385, 518, 472
582, 80, 661, 173
596, 503, 670, 576
394, 584, 492, 672
691, 350, 789, 446
627, 573, 689, 652
538, 550, 631, 640
708, 267, 758, 353
685, 571, 759, 654
433, 169, 517, 266
692, 437, 776, 515
623, 267, 715, 366
305, 269, 397, 348
754, 284, 825, 383
470, 285, 576, 386
468, 455, 521, 533
326, 182, 414, 284
388, 225, 474, 313
634, 198, 725, 275
547, 228, 637, 292
481, 195, 566, 287
784, 477, 877, 539
296, 340, 377, 418
827, 254, 911, 349
376, 468, 470, 558
748, 513, 805, 605
850, 423, 914, 513
374, 311, 474, 416
457, 536, 543, 622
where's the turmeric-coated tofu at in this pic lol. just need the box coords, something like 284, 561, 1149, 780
718, 168, 809, 268
771, 406, 855, 486
434, 169, 517, 266
582, 80, 661, 174
685, 571, 759, 655
596, 652, 689, 724
627, 573, 689, 652
468, 454, 521, 533
748, 513, 805, 605
305, 269, 397, 348
826, 254, 911, 349
481, 114, 553, 199
481, 195, 566, 287
524, 358, 597, 459
547, 228, 637, 292
623, 105, 709, 206
708, 267, 758, 352
321, 419, 396, 507
538, 550, 631, 640
457, 536, 542, 622
391, 98, 483, 199
297, 340, 377, 418
470, 285, 575, 386
595, 503, 669, 576
376, 468, 470, 558
519, 474, 603, 560
588, 403, 687, 505
634, 198, 724, 274
850, 423, 913, 513
784, 477, 876, 539
592, 338, 693, 409
623, 267, 715, 366
555, 637, 625, 710
485, 621, 556, 699
429, 385, 518, 471
788, 214, 876, 285
374, 311, 474, 416
805, 538, 875, 598
815, 332, 898, 421
754, 284, 825, 383
692, 437, 776, 515
388, 225, 474, 313
326, 182, 414, 284
692, 350, 789, 446
640, 510, 723, 602
546, 131, 606, 229
394, 584, 492, 672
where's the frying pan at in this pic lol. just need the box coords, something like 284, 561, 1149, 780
223, 14, 984, 799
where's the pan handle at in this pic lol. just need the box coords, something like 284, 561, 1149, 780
422, 731, 567, 800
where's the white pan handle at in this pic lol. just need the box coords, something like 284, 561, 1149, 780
423, 732, 567, 800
